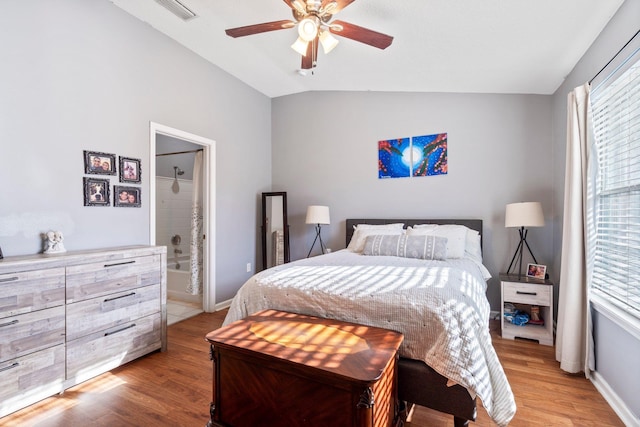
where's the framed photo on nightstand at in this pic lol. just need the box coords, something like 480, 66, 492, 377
526, 263, 546, 280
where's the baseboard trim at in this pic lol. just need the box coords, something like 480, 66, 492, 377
591, 371, 640, 427
214, 298, 233, 312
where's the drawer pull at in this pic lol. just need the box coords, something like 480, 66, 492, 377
0, 276, 19, 283
516, 291, 537, 296
0, 319, 19, 328
104, 323, 136, 337
103, 260, 136, 268
104, 292, 136, 303
0, 362, 19, 373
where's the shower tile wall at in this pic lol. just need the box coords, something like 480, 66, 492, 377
156, 176, 193, 260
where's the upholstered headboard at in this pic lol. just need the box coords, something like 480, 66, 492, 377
345, 218, 483, 249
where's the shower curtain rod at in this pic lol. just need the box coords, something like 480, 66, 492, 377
589, 28, 640, 84
155, 148, 203, 157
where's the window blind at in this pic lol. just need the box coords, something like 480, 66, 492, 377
590, 54, 640, 319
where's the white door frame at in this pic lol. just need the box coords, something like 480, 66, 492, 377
149, 122, 216, 312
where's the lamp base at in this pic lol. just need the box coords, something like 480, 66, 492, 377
307, 224, 326, 258
506, 227, 539, 277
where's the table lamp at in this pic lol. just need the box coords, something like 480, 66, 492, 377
505, 202, 544, 277
306, 205, 330, 257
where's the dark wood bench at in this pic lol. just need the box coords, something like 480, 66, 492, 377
205, 309, 404, 427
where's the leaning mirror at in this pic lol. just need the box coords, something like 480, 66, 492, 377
261, 192, 290, 271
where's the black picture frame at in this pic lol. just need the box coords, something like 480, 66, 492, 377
83, 177, 111, 206
119, 156, 141, 184
84, 150, 116, 175
114, 185, 141, 207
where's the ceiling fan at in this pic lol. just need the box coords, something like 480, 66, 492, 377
225, 0, 394, 70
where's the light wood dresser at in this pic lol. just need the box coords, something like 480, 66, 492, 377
0, 245, 167, 418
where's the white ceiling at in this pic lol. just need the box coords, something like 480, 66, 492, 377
110, 0, 624, 98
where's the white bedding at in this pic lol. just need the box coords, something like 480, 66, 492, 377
224, 250, 516, 426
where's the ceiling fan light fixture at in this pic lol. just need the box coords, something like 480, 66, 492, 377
298, 17, 318, 42
291, 37, 309, 56
319, 30, 338, 54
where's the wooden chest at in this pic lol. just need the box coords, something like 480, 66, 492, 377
205, 309, 404, 427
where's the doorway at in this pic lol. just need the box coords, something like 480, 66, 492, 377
149, 122, 216, 317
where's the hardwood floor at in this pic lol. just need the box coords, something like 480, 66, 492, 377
2, 311, 624, 426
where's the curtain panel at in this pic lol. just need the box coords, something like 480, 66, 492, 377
556, 83, 595, 376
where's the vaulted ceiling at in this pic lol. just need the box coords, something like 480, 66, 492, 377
111, 0, 624, 98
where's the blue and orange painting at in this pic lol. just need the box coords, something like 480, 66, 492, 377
378, 133, 447, 179
412, 133, 448, 177
378, 137, 410, 178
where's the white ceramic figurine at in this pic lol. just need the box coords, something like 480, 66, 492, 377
44, 230, 66, 254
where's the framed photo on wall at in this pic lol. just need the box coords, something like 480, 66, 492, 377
119, 156, 141, 184
114, 185, 141, 207
526, 263, 547, 280
83, 177, 110, 206
84, 150, 116, 175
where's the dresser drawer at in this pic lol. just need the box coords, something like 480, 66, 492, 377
66, 284, 160, 341
0, 306, 66, 363
66, 313, 161, 383
0, 268, 65, 319
0, 344, 65, 406
503, 281, 551, 306
66, 254, 161, 303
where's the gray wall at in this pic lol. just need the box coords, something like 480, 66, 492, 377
0, 0, 271, 302
550, 0, 640, 421
272, 91, 554, 311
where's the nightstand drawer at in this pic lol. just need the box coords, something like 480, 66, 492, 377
503, 281, 551, 305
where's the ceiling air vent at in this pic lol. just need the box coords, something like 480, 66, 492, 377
154, 0, 197, 21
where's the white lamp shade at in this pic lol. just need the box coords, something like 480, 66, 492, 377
298, 17, 318, 42
306, 205, 330, 225
505, 202, 544, 228
319, 30, 339, 54
291, 37, 309, 56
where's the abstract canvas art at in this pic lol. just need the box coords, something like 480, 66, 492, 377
378, 133, 448, 179
411, 133, 448, 177
378, 137, 410, 178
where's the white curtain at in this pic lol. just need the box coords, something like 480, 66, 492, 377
555, 83, 595, 376
187, 151, 203, 295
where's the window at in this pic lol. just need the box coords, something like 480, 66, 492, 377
589, 53, 640, 320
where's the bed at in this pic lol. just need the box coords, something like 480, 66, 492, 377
223, 219, 516, 426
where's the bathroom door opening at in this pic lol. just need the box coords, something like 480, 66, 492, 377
149, 122, 216, 319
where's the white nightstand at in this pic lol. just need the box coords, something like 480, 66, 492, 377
500, 273, 554, 346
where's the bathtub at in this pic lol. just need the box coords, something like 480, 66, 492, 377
167, 257, 202, 305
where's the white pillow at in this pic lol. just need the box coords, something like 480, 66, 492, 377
406, 224, 467, 258
354, 223, 405, 230
465, 229, 483, 263
411, 224, 439, 232
347, 225, 405, 253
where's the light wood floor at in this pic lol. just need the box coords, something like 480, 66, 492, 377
2, 310, 624, 426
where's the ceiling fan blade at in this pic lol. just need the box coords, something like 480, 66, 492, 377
225, 20, 295, 38
301, 38, 319, 69
329, 20, 393, 49
323, 0, 356, 14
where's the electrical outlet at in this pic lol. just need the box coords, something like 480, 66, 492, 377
246, 262, 251, 272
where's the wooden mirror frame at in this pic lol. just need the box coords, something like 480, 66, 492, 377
261, 192, 290, 271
